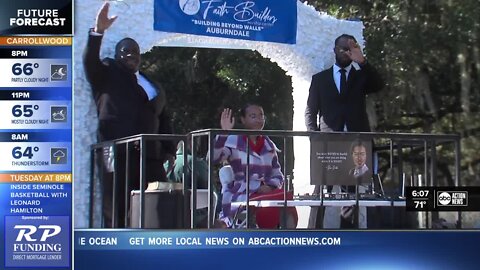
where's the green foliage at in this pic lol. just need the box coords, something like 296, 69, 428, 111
140, 48, 293, 133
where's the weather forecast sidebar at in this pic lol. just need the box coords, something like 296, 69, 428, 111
0, 0, 73, 269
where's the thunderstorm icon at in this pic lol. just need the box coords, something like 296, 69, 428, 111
52, 150, 66, 163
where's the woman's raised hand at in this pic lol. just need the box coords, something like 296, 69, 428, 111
220, 108, 235, 130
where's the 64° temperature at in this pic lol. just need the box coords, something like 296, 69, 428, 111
12, 146, 39, 159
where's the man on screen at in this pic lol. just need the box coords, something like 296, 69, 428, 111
321, 140, 371, 229
83, 2, 174, 228
349, 140, 369, 178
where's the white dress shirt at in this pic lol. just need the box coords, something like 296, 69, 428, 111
136, 73, 157, 100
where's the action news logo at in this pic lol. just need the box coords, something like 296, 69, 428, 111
4, 216, 70, 268
437, 191, 468, 207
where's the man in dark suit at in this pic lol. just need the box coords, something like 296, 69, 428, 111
306, 34, 384, 228
305, 34, 384, 132
83, 2, 174, 228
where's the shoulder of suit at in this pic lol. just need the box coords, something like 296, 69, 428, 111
315, 67, 333, 76
140, 72, 166, 96
312, 67, 333, 80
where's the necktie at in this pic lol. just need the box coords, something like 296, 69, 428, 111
339, 69, 347, 93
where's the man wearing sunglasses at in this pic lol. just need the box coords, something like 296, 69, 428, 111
305, 34, 384, 132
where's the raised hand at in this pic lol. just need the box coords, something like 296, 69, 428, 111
95, 2, 118, 34
346, 39, 366, 65
220, 108, 235, 130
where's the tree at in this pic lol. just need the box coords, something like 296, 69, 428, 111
141, 48, 293, 134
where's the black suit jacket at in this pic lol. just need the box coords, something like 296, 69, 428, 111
83, 32, 173, 141
83, 31, 175, 181
305, 63, 384, 132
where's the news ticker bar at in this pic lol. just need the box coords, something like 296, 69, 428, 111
406, 187, 480, 211
74, 231, 480, 270
75, 230, 344, 250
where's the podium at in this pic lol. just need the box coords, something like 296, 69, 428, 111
130, 189, 188, 229
130, 189, 216, 229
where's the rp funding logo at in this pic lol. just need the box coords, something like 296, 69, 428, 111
12, 225, 62, 261
14, 225, 61, 242
5, 216, 70, 268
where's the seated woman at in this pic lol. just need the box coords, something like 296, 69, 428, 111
214, 104, 297, 228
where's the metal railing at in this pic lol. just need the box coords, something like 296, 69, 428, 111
89, 130, 461, 229
191, 129, 461, 229
89, 134, 186, 228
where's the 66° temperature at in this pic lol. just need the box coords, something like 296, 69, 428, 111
12, 63, 39, 76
